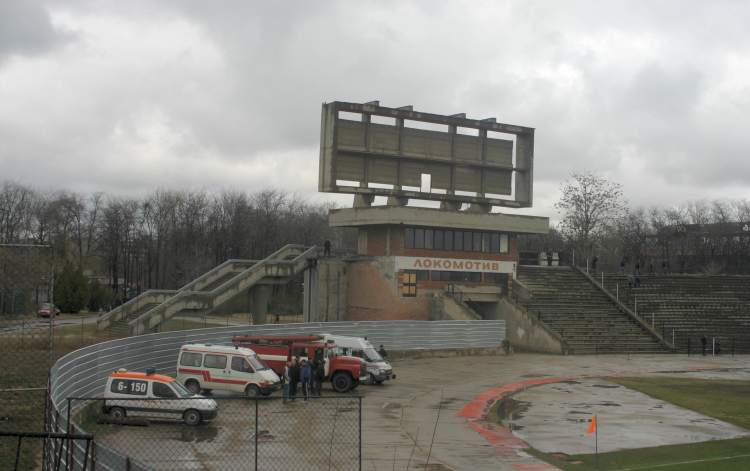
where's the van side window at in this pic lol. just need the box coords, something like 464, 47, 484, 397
293, 347, 307, 358
180, 352, 202, 367
110, 379, 147, 396
152, 382, 176, 398
204, 354, 227, 369
231, 356, 253, 373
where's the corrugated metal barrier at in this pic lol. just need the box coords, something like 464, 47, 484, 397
47, 319, 505, 470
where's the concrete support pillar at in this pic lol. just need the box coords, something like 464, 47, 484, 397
303, 264, 319, 322
250, 285, 272, 325
465, 203, 492, 213
440, 200, 461, 211
386, 195, 408, 206
354, 194, 374, 208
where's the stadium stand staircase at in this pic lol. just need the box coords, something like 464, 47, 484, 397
97, 245, 318, 336
601, 274, 750, 353
516, 266, 669, 354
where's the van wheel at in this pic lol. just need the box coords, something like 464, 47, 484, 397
183, 409, 201, 426
332, 373, 352, 392
245, 385, 260, 397
109, 407, 126, 422
185, 380, 200, 395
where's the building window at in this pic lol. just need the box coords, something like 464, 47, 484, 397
444, 230, 453, 251
400, 271, 417, 297
416, 271, 429, 281
414, 228, 425, 249
463, 231, 472, 251
472, 232, 482, 252
434, 230, 444, 250
490, 233, 499, 252
403, 226, 511, 254
499, 234, 509, 253
405, 228, 415, 249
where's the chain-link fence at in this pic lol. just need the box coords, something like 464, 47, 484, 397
54, 395, 361, 471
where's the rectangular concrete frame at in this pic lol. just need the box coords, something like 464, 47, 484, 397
329, 206, 549, 234
319, 101, 535, 208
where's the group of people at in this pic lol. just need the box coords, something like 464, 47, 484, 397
282, 355, 326, 402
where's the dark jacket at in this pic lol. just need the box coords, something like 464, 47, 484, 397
301, 363, 312, 382
289, 363, 301, 383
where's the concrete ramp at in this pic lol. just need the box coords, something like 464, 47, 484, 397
97, 245, 318, 335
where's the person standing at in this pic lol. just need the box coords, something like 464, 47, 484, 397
300, 359, 312, 401
324, 239, 332, 257
591, 256, 598, 273
282, 361, 291, 403
314, 357, 326, 396
378, 344, 388, 359
289, 357, 300, 401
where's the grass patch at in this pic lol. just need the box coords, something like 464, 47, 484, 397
610, 377, 750, 430
526, 377, 750, 471
527, 438, 750, 471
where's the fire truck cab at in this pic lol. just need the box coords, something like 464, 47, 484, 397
232, 335, 367, 393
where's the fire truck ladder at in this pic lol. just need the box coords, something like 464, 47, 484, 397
97, 244, 319, 336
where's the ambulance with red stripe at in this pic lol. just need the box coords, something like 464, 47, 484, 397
176, 344, 281, 397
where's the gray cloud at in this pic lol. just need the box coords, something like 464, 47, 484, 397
0, 1, 72, 59
1, 0, 750, 216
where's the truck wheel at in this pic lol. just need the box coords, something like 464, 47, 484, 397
109, 407, 126, 422
185, 380, 200, 395
332, 373, 353, 392
245, 384, 260, 398
183, 409, 201, 426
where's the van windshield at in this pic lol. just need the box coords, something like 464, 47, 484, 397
171, 381, 195, 398
364, 348, 383, 362
248, 354, 269, 371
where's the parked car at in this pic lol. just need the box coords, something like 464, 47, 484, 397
176, 344, 281, 397
37, 303, 60, 318
103, 368, 217, 425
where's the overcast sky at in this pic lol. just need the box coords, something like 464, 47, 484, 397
1, 0, 749, 218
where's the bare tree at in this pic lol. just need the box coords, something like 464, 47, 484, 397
555, 172, 626, 259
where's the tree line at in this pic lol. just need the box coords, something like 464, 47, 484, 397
522, 173, 750, 274
0, 181, 351, 309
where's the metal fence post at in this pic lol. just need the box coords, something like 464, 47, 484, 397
66, 398, 72, 471
254, 399, 259, 471
359, 396, 362, 471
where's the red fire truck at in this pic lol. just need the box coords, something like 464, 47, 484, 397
232, 334, 366, 393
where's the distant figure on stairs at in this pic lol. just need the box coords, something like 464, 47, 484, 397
323, 239, 332, 257
620, 259, 626, 274
591, 256, 598, 273
701, 335, 707, 356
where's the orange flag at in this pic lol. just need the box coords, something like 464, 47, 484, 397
587, 415, 597, 435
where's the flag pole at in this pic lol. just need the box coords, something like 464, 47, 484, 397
595, 423, 598, 468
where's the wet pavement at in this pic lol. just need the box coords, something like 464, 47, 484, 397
504, 378, 749, 455
94, 353, 750, 470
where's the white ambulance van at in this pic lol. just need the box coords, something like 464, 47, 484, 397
321, 334, 395, 384
176, 344, 281, 397
103, 368, 217, 426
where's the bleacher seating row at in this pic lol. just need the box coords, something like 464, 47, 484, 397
600, 273, 750, 353
516, 266, 667, 354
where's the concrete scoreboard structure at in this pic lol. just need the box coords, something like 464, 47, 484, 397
319, 100, 535, 209
307, 101, 549, 323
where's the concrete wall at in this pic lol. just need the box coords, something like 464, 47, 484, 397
439, 296, 482, 320
345, 258, 431, 320
313, 258, 348, 322
497, 298, 564, 354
